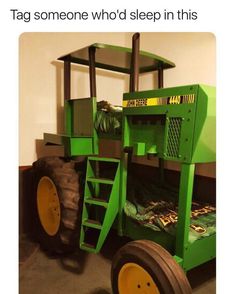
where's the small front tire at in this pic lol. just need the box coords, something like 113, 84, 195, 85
111, 240, 192, 294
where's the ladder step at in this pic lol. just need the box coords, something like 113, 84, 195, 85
80, 242, 97, 253
88, 156, 120, 163
83, 219, 102, 230
87, 177, 114, 185
85, 197, 108, 208
80, 155, 120, 253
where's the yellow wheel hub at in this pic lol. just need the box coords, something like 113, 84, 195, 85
118, 262, 160, 294
37, 176, 61, 236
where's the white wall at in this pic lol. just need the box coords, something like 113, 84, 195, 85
19, 33, 128, 165
138, 33, 215, 89
19, 32, 215, 177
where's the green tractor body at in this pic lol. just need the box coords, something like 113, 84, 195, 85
34, 33, 215, 292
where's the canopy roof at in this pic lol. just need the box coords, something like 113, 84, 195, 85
58, 43, 175, 74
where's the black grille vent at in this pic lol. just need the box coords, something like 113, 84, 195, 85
166, 118, 182, 158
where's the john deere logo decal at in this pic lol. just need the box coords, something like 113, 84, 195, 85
123, 94, 195, 108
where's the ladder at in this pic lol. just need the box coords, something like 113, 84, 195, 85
80, 156, 120, 253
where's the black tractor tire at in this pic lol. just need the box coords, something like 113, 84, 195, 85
111, 240, 192, 294
32, 156, 84, 254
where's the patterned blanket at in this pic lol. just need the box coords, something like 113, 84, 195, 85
124, 176, 216, 244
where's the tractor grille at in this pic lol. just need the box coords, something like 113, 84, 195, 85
166, 118, 182, 158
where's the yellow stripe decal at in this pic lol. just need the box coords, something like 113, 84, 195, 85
122, 98, 160, 108
123, 95, 195, 108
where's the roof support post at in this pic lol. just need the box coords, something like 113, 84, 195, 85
158, 67, 164, 88
64, 60, 71, 100
158, 66, 164, 183
129, 33, 140, 92
89, 46, 97, 97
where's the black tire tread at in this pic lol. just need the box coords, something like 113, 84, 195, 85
111, 239, 192, 294
33, 156, 82, 253
133, 240, 191, 293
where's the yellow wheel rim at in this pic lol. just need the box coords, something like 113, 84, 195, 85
37, 176, 61, 236
118, 262, 160, 294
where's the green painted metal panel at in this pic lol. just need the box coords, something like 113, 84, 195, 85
70, 97, 99, 155
192, 85, 216, 163
44, 97, 99, 157
123, 84, 198, 100
182, 234, 216, 271
118, 153, 128, 236
118, 116, 129, 236
175, 164, 195, 259
123, 85, 199, 162
173, 255, 183, 267
133, 142, 146, 156
122, 84, 215, 164
71, 98, 94, 136
69, 137, 93, 156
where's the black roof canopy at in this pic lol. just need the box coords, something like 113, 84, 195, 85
58, 43, 175, 74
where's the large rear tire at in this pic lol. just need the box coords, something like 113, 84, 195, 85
32, 157, 84, 253
111, 240, 192, 294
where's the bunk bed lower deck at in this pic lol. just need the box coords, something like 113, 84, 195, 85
121, 170, 216, 271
